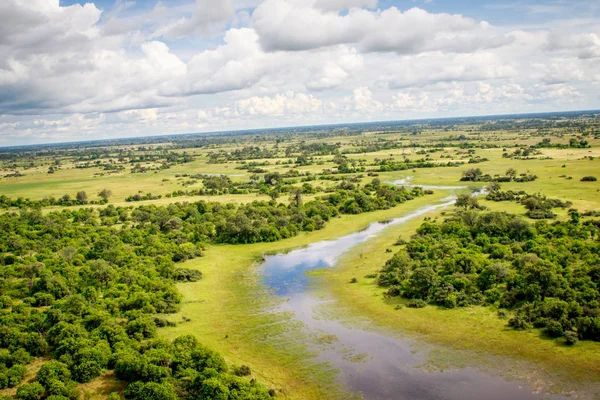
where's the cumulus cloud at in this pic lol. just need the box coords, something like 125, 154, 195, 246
0, 0, 189, 115
253, 2, 511, 54
379, 52, 517, 89
544, 31, 600, 59
235, 91, 322, 116
155, 0, 235, 39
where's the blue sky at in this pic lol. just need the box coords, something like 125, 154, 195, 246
1, 0, 599, 145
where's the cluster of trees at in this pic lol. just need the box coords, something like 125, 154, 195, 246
207, 147, 276, 163
534, 137, 590, 149
0, 189, 112, 210
485, 184, 572, 219
460, 168, 537, 183
501, 148, 544, 160
0, 202, 274, 398
125, 193, 162, 202
377, 209, 600, 343
120, 180, 426, 244
377, 159, 464, 172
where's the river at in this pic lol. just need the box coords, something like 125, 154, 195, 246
260, 196, 568, 400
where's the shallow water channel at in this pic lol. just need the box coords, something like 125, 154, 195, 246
260, 197, 567, 400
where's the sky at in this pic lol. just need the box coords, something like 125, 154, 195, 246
1, 0, 599, 146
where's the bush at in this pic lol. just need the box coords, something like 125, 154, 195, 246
124, 381, 177, 400
407, 299, 427, 308
6, 364, 27, 387
71, 360, 102, 383
497, 309, 508, 319
200, 378, 230, 400
545, 321, 564, 338
564, 331, 578, 345
233, 365, 251, 376
36, 360, 71, 388
581, 176, 597, 182
508, 316, 530, 330
172, 268, 202, 282
16, 382, 45, 400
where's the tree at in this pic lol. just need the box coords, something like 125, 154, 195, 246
290, 188, 303, 208
455, 193, 483, 210
16, 382, 45, 400
461, 168, 483, 182
506, 168, 517, 179
76, 191, 88, 203
98, 189, 112, 201
35, 360, 71, 388
268, 189, 279, 201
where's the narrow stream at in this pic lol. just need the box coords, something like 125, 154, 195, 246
260, 196, 568, 400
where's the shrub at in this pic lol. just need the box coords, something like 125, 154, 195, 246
124, 382, 177, 400
71, 361, 102, 383
233, 365, 251, 377
497, 309, 508, 319
508, 316, 530, 330
564, 331, 578, 346
6, 364, 27, 387
172, 268, 202, 282
36, 360, 71, 388
16, 382, 45, 400
200, 378, 230, 400
407, 299, 427, 308
349, 277, 358, 283
581, 176, 597, 182
545, 321, 564, 338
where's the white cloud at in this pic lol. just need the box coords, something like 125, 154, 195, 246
253, 3, 511, 54
235, 91, 323, 116
545, 31, 600, 59
155, 0, 235, 39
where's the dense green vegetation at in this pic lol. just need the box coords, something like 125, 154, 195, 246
0, 205, 276, 399
377, 206, 600, 343
0, 180, 426, 398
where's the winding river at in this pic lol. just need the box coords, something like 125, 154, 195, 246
259, 192, 568, 400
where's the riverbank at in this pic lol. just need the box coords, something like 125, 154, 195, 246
316, 206, 600, 397
159, 192, 450, 399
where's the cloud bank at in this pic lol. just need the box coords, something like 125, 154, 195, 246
0, 0, 599, 144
